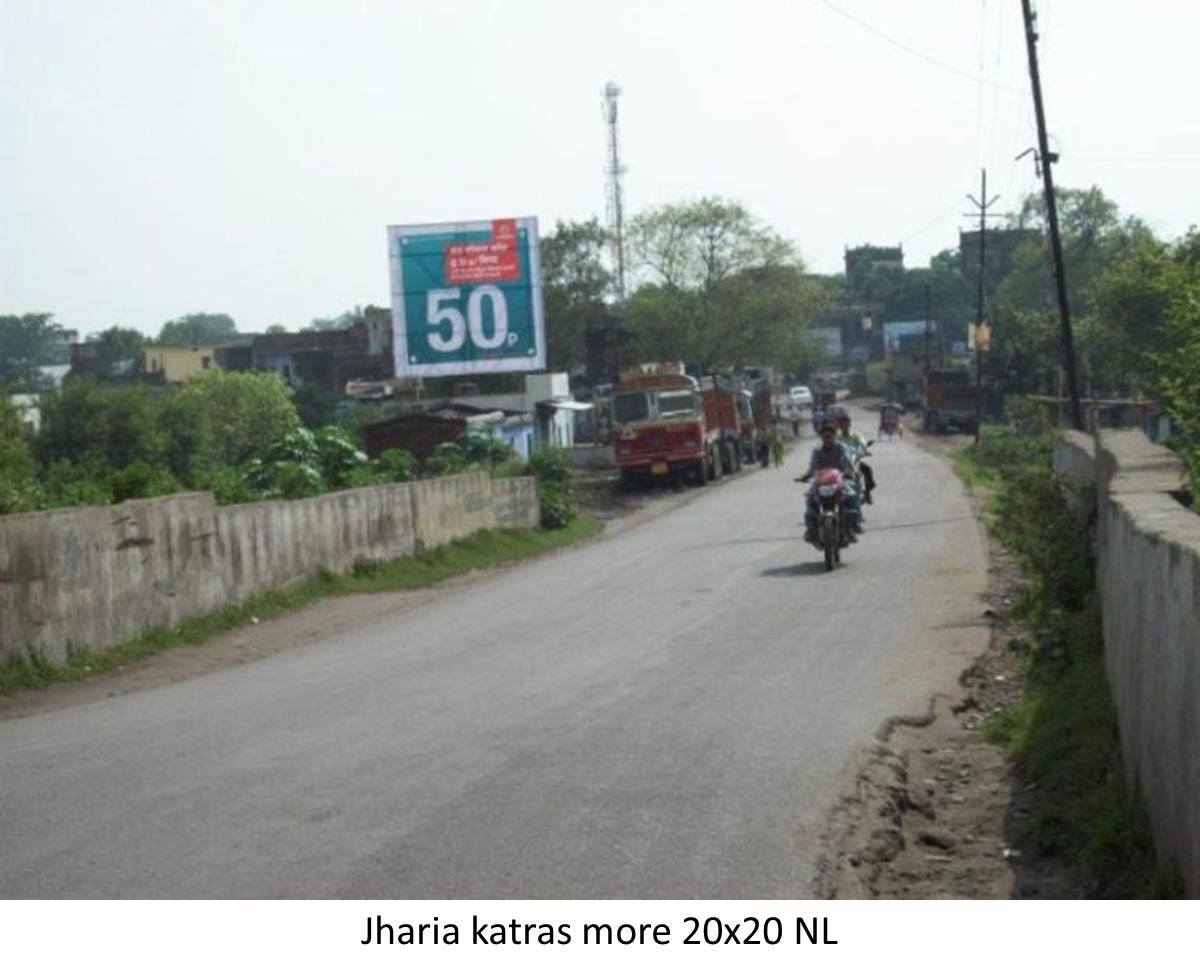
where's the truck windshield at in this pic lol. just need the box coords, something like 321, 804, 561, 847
657, 390, 697, 417
613, 392, 650, 424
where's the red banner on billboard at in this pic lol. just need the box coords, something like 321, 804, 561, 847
444, 218, 521, 285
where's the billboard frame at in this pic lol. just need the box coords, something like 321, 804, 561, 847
387, 216, 546, 379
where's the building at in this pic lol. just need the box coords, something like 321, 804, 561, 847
142, 345, 218, 383
814, 303, 879, 366
883, 319, 938, 357
453, 373, 591, 450
844, 244, 904, 281
362, 405, 535, 462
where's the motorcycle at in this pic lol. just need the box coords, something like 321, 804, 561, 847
800, 467, 861, 571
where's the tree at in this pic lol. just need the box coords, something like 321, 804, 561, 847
37, 380, 167, 474
0, 313, 64, 389
159, 312, 237, 346
0, 396, 33, 481
624, 197, 813, 370
629, 197, 792, 292
172, 371, 299, 467
92, 326, 145, 376
540, 218, 612, 372
264, 324, 288, 334
990, 186, 1162, 396
304, 308, 362, 333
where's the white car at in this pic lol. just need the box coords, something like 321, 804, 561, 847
789, 385, 813, 407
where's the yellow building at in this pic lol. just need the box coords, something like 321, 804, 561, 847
142, 345, 218, 383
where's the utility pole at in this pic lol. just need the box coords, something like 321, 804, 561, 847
1020, 0, 1084, 430
965, 168, 999, 444
924, 283, 932, 372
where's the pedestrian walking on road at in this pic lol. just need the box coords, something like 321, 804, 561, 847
771, 429, 785, 467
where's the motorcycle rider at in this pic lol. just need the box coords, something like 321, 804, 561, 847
798, 420, 862, 543
832, 409, 876, 505
811, 403, 826, 436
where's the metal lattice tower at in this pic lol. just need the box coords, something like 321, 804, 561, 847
602, 81, 627, 302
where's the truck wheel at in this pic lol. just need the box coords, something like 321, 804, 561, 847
695, 461, 708, 486
712, 446, 723, 480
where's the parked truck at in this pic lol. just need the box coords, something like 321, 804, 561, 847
700, 375, 749, 475
923, 367, 979, 434
611, 363, 722, 486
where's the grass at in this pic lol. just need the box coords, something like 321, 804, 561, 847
956, 431, 1183, 898
0, 517, 602, 698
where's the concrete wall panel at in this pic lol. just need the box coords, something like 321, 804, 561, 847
1056, 429, 1200, 895
1, 473, 537, 667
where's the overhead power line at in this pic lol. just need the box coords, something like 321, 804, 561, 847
815, 0, 1021, 93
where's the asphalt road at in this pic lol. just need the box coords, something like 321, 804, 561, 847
0, 415, 988, 897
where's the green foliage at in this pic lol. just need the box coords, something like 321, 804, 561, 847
1153, 266, 1200, 499
37, 380, 167, 473
192, 464, 263, 505
0, 396, 34, 481
424, 441, 468, 476
158, 312, 237, 345
240, 425, 367, 499
173, 371, 300, 467
528, 446, 578, 528
541, 218, 612, 371
464, 430, 516, 471
92, 326, 146, 377
107, 462, 181, 503
313, 426, 368, 489
292, 383, 340, 429
990, 186, 1165, 397
373, 448, 418, 483
624, 196, 820, 371
0, 313, 68, 389
38, 459, 113, 508
304, 307, 363, 332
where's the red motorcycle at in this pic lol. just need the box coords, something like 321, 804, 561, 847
808, 467, 854, 571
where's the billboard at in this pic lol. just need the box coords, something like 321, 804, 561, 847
387, 216, 545, 378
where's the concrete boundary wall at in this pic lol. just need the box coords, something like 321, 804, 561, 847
0, 474, 538, 667
1054, 429, 1200, 895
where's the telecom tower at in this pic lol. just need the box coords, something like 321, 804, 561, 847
602, 81, 627, 302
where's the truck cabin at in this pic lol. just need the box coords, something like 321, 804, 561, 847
611, 378, 700, 427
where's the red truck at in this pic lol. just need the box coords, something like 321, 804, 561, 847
923, 367, 980, 434
611, 364, 723, 486
700, 375, 749, 474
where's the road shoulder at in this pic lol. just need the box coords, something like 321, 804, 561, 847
815, 424, 1078, 898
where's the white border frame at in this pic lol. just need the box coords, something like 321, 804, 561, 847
387, 216, 545, 379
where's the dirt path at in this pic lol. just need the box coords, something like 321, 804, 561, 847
816, 419, 1079, 898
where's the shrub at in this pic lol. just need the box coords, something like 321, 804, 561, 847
464, 430, 516, 471
424, 441, 468, 476
374, 448, 418, 483
108, 462, 182, 503
528, 446, 578, 528
536, 480, 578, 528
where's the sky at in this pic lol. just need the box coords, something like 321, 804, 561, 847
4, 0, 1199, 338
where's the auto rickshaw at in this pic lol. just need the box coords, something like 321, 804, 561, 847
878, 402, 903, 440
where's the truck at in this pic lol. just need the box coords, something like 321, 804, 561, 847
611, 364, 722, 486
699, 375, 749, 474
744, 376, 774, 464
923, 367, 979, 434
